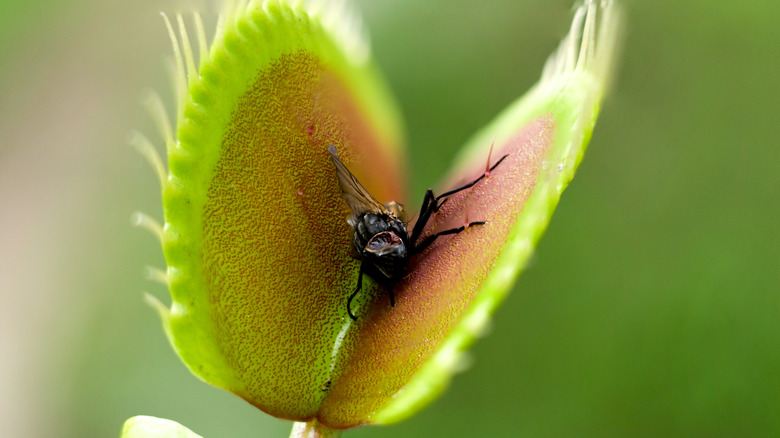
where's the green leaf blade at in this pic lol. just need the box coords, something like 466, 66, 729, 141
158, 0, 405, 423
371, 0, 623, 423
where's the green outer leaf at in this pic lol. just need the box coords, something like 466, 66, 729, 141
121, 416, 203, 438
155, 0, 404, 421
373, 0, 623, 423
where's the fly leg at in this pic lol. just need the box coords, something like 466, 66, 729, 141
409, 153, 509, 247
412, 221, 486, 255
347, 262, 365, 321
409, 189, 437, 244
432, 153, 509, 208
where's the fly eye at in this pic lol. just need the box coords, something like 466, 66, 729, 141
368, 233, 392, 250
366, 231, 403, 252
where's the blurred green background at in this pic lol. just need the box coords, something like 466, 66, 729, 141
1, 0, 778, 437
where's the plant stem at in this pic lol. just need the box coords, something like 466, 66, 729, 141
289, 420, 341, 438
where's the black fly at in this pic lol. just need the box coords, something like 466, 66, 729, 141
328, 145, 508, 320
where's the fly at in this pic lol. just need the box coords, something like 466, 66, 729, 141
328, 144, 508, 320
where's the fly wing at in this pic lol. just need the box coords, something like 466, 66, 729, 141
328, 145, 387, 216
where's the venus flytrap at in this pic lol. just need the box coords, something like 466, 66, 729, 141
127, 0, 622, 436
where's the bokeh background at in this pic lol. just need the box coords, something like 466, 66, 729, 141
1, 0, 778, 437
